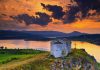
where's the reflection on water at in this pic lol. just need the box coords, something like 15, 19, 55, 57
0, 40, 100, 62
0, 40, 50, 50
72, 41, 100, 63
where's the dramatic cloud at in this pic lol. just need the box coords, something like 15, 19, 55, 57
0, 14, 7, 18
41, 3, 79, 23
0, 20, 28, 30
1, 14, 7, 16
0, 0, 100, 33
63, 5, 80, 23
11, 12, 52, 26
74, 0, 100, 17
63, 0, 100, 23
41, 3, 65, 19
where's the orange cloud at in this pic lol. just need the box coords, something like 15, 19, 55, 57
71, 19, 100, 29
0, 0, 100, 34
28, 19, 100, 34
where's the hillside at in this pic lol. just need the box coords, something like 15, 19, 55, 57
68, 34, 100, 45
0, 30, 67, 41
0, 30, 100, 45
0, 30, 86, 39
0, 49, 99, 70
0, 30, 49, 41
66, 31, 87, 37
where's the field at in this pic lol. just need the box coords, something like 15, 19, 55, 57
0, 49, 49, 70
0, 49, 100, 70
0, 54, 34, 64
0, 49, 47, 64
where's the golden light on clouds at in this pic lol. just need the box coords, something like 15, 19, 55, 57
27, 19, 100, 33
71, 19, 100, 29
0, 0, 100, 33
0, 0, 64, 16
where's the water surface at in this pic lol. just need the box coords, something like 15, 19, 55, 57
0, 40, 100, 62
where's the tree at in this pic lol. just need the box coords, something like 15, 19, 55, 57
0, 46, 4, 49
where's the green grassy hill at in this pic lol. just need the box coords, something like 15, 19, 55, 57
0, 49, 47, 64
0, 49, 100, 70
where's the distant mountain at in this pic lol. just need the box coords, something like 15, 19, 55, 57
66, 31, 87, 37
0, 30, 68, 41
68, 34, 100, 45
0, 30, 100, 45
0, 30, 49, 41
25, 31, 67, 38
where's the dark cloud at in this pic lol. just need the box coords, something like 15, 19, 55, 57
1, 14, 7, 16
74, 0, 100, 18
41, 3, 65, 19
0, 20, 27, 30
63, 0, 100, 23
0, 14, 7, 18
11, 12, 52, 26
63, 5, 80, 23
0, 13, 8, 20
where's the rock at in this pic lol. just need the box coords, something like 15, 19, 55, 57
50, 49, 97, 70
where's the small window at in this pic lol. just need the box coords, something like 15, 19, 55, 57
54, 41, 63, 44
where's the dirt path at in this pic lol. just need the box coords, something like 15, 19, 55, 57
0, 53, 48, 70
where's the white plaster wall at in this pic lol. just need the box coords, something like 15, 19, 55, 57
51, 44, 69, 57
51, 44, 62, 57
50, 39, 71, 58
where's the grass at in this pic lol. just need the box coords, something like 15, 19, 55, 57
0, 49, 99, 70
11, 49, 97, 70
0, 49, 47, 64
0, 53, 49, 70
0, 49, 46, 54
0, 54, 33, 64
13, 53, 51, 70
67, 49, 96, 63
96, 63, 100, 70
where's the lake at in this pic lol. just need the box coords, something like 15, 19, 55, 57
0, 40, 100, 62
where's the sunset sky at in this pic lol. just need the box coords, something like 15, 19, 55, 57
0, 0, 100, 34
